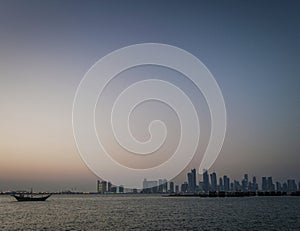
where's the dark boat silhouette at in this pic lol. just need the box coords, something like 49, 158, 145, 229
11, 192, 51, 202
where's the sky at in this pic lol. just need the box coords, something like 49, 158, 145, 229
0, 0, 299, 191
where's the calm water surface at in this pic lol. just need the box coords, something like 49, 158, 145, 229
0, 195, 299, 230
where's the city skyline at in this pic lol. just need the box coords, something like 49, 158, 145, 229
141, 169, 300, 194
0, 1, 299, 191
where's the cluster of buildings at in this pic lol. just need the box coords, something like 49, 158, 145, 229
141, 169, 300, 194
97, 180, 125, 194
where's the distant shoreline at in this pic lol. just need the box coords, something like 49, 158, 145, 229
1, 191, 300, 197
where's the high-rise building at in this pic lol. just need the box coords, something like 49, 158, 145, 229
181, 182, 188, 193
252, 176, 258, 192
276, 182, 282, 192
203, 170, 210, 193
262, 176, 275, 191
158, 179, 163, 193
187, 169, 197, 193
110, 186, 117, 193
162, 179, 168, 193
210, 172, 217, 192
219, 177, 223, 191
187, 172, 192, 192
287, 179, 297, 193
262, 177, 267, 191
242, 174, 248, 192
233, 180, 241, 192
169, 182, 175, 193
223, 175, 230, 192
108, 182, 112, 192
101, 181, 107, 194
282, 182, 288, 192
97, 180, 101, 193
97, 180, 107, 194
230, 182, 234, 192
175, 185, 179, 193
119, 185, 124, 193
267, 177, 275, 191
143, 179, 158, 193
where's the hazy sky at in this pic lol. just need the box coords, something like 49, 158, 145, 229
0, 0, 299, 191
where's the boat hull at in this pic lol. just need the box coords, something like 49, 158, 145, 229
12, 194, 51, 202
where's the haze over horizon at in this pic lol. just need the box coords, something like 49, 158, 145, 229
0, 0, 299, 192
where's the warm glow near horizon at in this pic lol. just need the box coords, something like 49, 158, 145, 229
0, 1, 299, 191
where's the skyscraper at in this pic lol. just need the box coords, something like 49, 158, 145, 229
175, 185, 179, 193
287, 179, 297, 193
219, 177, 223, 191
97, 180, 107, 194
162, 179, 168, 193
169, 182, 174, 193
108, 182, 112, 192
262, 177, 267, 191
203, 170, 209, 193
242, 174, 248, 192
158, 179, 163, 193
210, 172, 217, 192
267, 177, 275, 191
187, 169, 197, 193
223, 175, 230, 192
181, 182, 188, 193
97, 180, 101, 193
276, 182, 282, 192
143, 179, 158, 193
252, 176, 258, 192
101, 181, 107, 194
119, 185, 124, 193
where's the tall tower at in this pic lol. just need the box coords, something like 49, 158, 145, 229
203, 170, 210, 193
210, 172, 217, 192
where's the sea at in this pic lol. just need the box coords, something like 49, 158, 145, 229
0, 195, 299, 230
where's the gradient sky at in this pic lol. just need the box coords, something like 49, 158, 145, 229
0, 0, 299, 191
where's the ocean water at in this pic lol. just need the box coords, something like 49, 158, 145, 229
0, 195, 299, 230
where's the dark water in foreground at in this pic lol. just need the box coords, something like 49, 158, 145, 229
0, 195, 299, 230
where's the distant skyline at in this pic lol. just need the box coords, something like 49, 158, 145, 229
0, 0, 299, 191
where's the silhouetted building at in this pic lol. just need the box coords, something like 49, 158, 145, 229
169, 182, 174, 193
242, 174, 248, 191
210, 172, 217, 192
162, 179, 168, 193
188, 169, 197, 193
233, 180, 241, 192
287, 179, 297, 193
108, 182, 112, 192
143, 179, 158, 193
267, 177, 275, 191
97, 180, 101, 193
262, 177, 267, 191
230, 182, 234, 192
110, 186, 117, 193
219, 177, 223, 191
223, 175, 230, 192
203, 170, 210, 193
175, 185, 179, 193
97, 180, 107, 194
158, 179, 165, 193
181, 182, 188, 193
119, 185, 124, 193
252, 176, 258, 192
276, 182, 282, 192
262, 176, 275, 191
282, 182, 288, 192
